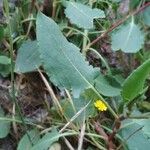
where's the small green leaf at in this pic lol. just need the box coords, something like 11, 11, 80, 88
130, 0, 141, 9
94, 74, 121, 97
0, 64, 11, 77
0, 107, 10, 138
0, 55, 12, 77
0, 56, 11, 65
17, 129, 40, 150
65, 2, 105, 29
122, 59, 150, 102
142, 6, 150, 26
111, 20, 144, 53
15, 40, 41, 73
31, 128, 60, 150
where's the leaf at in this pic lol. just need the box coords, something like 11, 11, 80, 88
0, 55, 11, 77
94, 74, 121, 97
0, 106, 10, 138
61, 95, 96, 124
65, 2, 105, 29
31, 128, 60, 150
0, 25, 4, 41
129, 0, 141, 9
139, 101, 150, 111
111, 20, 144, 53
36, 12, 98, 97
122, 59, 150, 102
0, 55, 11, 65
17, 129, 40, 150
0, 64, 11, 77
142, 6, 150, 26
15, 40, 41, 73
135, 119, 150, 138
50, 89, 98, 123
120, 119, 150, 150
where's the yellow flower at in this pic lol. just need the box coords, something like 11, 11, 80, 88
94, 100, 107, 111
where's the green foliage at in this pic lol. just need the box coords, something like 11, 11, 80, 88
15, 40, 41, 73
0, 25, 4, 41
61, 96, 96, 123
142, 6, 150, 26
0, 107, 10, 138
135, 119, 150, 138
17, 128, 60, 150
111, 20, 144, 53
1, 0, 150, 149
17, 129, 40, 150
0, 55, 11, 65
122, 59, 150, 102
120, 119, 150, 150
129, 0, 141, 9
31, 128, 60, 150
0, 55, 11, 77
94, 74, 121, 97
36, 12, 99, 97
65, 2, 105, 29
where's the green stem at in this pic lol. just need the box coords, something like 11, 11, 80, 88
82, 29, 88, 55
88, 48, 111, 74
3, 0, 33, 145
63, 26, 90, 43
0, 117, 43, 129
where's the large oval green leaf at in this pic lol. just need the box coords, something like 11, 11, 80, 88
36, 12, 98, 97
122, 59, 150, 102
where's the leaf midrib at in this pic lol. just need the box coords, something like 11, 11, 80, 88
123, 21, 134, 51
51, 33, 93, 89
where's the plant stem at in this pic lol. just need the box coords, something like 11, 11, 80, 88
0, 117, 44, 129
3, 0, 33, 145
82, 29, 88, 55
88, 48, 111, 74
52, 0, 57, 19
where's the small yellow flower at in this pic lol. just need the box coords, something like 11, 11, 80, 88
94, 100, 107, 111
